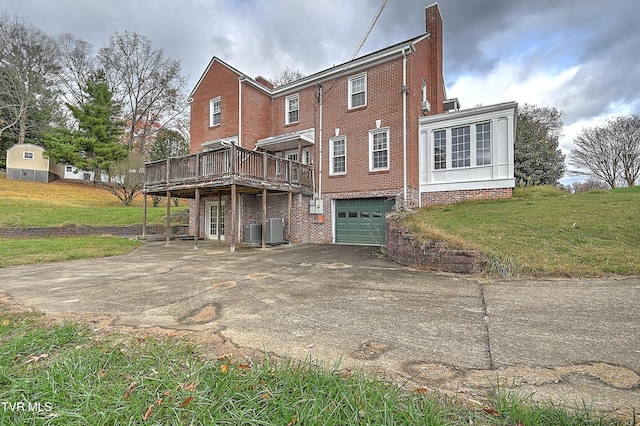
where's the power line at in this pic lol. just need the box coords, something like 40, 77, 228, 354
323, 0, 388, 97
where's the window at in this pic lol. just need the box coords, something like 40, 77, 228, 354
451, 126, 470, 168
330, 137, 346, 175
348, 73, 366, 109
285, 94, 299, 124
23, 151, 34, 160
430, 122, 492, 171
369, 129, 389, 171
434, 130, 446, 170
476, 122, 491, 165
209, 97, 221, 127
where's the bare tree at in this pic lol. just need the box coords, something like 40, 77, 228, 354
98, 31, 188, 154
571, 114, 640, 188
571, 125, 620, 188
55, 33, 95, 108
270, 67, 306, 87
613, 114, 640, 186
105, 151, 145, 206
572, 178, 609, 193
0, 13, 60, 143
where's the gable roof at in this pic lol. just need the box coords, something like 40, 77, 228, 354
189, 32, 430, 100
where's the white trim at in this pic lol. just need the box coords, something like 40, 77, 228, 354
348, 73, 367, 109
329, 136, 347, 175
369, 127, 390, 171
285, 93, 299, 125
209, 96, 221, 127
205, 200, 225, 240
23, 151, 34, 160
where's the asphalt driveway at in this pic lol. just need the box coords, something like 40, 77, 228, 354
1, 241, 638, 414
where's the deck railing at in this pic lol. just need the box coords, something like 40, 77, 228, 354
145, 145, 314, 191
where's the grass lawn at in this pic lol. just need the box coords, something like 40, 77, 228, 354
402, 186, 640, 277
0, 172, 186, 227
0, 236, 142, 268
0, 307, 624, 425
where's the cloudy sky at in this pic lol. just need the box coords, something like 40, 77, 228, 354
4, 0, 640, 183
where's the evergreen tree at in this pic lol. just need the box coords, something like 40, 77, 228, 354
45, 70, 127, 181
514, 104, 566, 186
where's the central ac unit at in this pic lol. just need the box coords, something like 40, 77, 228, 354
266, 218, 285, 244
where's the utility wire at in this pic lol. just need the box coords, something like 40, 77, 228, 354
322, 0, 388, 97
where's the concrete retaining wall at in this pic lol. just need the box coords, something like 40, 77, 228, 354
386, 216, 485, 274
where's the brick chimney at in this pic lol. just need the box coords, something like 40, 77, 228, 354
255, 76, 274, 90
425, 3, 445, 113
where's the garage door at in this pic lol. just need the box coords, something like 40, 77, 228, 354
335, 198, 396, 245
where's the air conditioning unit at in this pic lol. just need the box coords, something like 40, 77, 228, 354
421, 100, 431, 111
243, 223, 262, 244
265, 218, 285, 244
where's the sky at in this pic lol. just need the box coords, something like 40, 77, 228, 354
4, 0, 640, 184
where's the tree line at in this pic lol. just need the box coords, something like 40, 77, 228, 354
2, 10, 638, 203
514, 105, 639, 190
0, 12, 189, 204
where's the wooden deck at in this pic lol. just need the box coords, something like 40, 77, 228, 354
144, 145, 314, 198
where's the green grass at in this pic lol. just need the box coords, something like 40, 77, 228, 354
0, 308, 625, 425
0, 172, 186, 227
0, 236, 142, 268
402, 186, 640, 277
0, 172, 181, 267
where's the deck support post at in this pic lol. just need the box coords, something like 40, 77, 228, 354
262, 188, 267, 249
194, 188, 200, 250
230, 183, 237, 253
165, 190, 171, 246
218, 192, 222, 244
142, 192, 147, 239
288, 192, 292, 244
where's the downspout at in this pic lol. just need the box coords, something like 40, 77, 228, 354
238, 78, 243, 147
318, 84, 323, 198
402, 48, 409, 208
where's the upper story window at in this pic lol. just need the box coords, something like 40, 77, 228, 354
23, 151, 34, 160
369, 128, 389, 171
348, 73, 367, 109
285, 94, 299, 125
209, 97, 221, 127
330, 137, 346, 175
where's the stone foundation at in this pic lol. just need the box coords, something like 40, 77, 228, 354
386, 217, 485, 274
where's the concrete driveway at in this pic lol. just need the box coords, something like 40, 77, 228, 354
1, 241, 639, 415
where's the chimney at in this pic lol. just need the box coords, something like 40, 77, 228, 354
425, 3, 445, 113
255, 76, 274, 89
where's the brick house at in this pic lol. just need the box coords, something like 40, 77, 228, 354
143, 3, 517, 248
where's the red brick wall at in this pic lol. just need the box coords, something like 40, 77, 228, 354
190, 61, 241, 153
421, 188, 513, 206
240, 83, 273, 149
425, 4, 444, 114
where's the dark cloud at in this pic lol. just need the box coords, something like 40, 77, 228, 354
3, 0, 639, 133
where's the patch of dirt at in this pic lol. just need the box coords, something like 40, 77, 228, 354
350, 341, 390, 360
321, 263, 352, 269
181, 304, 219, 324
210, 281, 237, 290
245, 273, 272, 279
